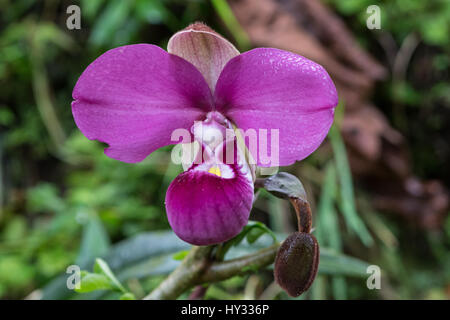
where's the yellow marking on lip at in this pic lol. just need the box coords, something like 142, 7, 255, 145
208, 166, 222, 177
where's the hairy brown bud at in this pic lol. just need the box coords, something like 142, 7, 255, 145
274, 232, 319, 297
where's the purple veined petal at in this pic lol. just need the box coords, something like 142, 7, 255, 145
72, 44, 213, 163
165, 157, 254, 245
168, 23, 240, 94
214, 48, 338, 167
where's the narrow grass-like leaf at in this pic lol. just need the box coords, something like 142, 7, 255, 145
89, 0, 132, 47
81, 0, 106, 20
316, 163, 347, 299
316, 163, 338, 246
211, 0, 251, 50
332, 277, 347, 300
318, 248, 370, 278
310, 275, 327, 300
329, 125, 373, 246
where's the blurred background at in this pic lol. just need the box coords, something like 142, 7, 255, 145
0, 0, 449, 300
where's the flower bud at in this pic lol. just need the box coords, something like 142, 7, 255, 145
274, 232, 319, 297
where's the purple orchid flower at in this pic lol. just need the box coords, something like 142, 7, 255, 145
71, 23, 338, 246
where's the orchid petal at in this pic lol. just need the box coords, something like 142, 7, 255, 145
72, 44, 212, 163
165, 167, 254, 245
215, 48, 338, 167
168, 23, 240, 93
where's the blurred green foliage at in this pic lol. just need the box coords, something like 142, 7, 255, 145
0, 0, 449, 300
327, 0, 450, 47
326, 0, 450, 181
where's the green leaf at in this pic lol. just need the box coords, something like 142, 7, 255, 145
76, 214, 110, 266
246, 221, 277, 243
332, 276, 347, 300
172, 250, 189, 261
81, 0, 106, 20
93, 258, 126, 293
89, 0, 133, 47
241, 264, 260, 273
246, 228, 267, 244
119, 292, 136, 300
316, 163, 342, 250
3, 217, 27, 242
316, 163, 347, 299
26, 183, 65, 213
75, 273, 112, 293
329, 125, 373, 246
260, 172, 307, 201
41, 231, 189, 300
42, 231, 371, 300
211, 0, 251, 50
420, 15, 448, 46
217, 221, 277, 260
74, 258, 137, 298
135, 0, 177, 28
318, 248, 370, 278
115, 253, 180, 282
103, 231, 189, 270
334, 0, 371, 15
226, 234, 371, 278
260, 172, 312, 232
0, 107, 15, 126
34, 23, 75, 51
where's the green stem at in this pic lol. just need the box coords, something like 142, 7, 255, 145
200, 244, 279, 283
144, 246, 213, 300
144, 244, 280, 300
